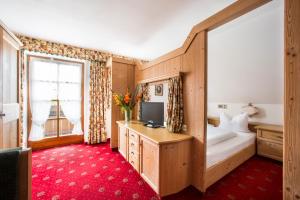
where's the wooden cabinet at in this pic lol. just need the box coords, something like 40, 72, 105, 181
117, 121, 193, 197
128, 130, 140, 172
140, 136, 159, 191
256, 125, 283, 161
118, 124, 128, 159
109, 59, 135, 149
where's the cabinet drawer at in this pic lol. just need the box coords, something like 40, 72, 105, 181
257, 139, 283, 161
129, 139, 139, 152
129, 154, 139, 171
259, 130, 283, 143
128, 149, 139, 160
129, 130, 139, 142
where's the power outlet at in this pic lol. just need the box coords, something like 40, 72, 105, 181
218, 104, 227, 109
182, 124, 187, 132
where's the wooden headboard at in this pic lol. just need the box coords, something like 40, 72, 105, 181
207, 116, 264, 133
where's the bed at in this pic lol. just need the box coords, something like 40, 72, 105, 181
204, 124, 256, 190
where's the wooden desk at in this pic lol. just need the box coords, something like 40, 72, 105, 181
116, 121, 193, 197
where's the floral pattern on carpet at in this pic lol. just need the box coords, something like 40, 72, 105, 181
32, 143, 159, 200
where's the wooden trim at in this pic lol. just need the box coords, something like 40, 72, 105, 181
204, 144, 255, 190
0, 20, 23, 47
141, 0, 271, 69
142, 49, 184, 69
3, 31, 21, 50
198, 31, 208, 191
112, 57, 135, 65
284, 0, 300, 199
182, 0, 271, 51
28, 134, 84, 150
26, 55, 85, 149
137, 72, 182, 84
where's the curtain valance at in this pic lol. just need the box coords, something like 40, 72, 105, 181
18, 35, 109, 62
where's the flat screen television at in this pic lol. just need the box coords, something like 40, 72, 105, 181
140, 102, 164, 126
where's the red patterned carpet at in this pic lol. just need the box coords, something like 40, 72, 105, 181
32, 142, 282, 200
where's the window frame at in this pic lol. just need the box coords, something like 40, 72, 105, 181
27, 55, 85, 149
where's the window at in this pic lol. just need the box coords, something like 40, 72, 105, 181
28, 56, 83, 141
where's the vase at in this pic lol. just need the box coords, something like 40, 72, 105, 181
124, 109, 132, 124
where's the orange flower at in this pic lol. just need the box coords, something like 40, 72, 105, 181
124, 93, 131, 104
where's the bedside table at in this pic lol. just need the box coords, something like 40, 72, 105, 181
256, 125, 283, 161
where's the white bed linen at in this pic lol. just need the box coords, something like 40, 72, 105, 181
207, 126, 237, 147
206, 131, 255, 168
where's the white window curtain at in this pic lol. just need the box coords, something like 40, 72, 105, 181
59, 64, 82, 135
29, 60, 83, 141
29, 61, 56, 141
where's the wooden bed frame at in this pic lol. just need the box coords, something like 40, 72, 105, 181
204, 117, 256, 190
204, 143, 255, 190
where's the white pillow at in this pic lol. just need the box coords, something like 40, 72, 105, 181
218, 112, 250, 133
218, 112, 232, 131
232, 112, 250, 133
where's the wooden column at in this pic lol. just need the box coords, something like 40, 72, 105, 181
182, 31, 207, 191
284, 0, 300, 199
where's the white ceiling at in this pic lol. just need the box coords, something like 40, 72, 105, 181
0, 0, 239, 60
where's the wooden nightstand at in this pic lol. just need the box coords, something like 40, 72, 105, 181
256, 125, 283, 161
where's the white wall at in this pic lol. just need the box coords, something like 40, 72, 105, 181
207, 0, 284, 125
148, 82, 169, 121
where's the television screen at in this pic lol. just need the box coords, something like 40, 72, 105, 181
140, 102, 164, 126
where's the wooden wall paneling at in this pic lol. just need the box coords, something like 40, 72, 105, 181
159, 140, 192, 196
182, 31, 207, 191
110, 61, 135, 148
284, 0, 300, 199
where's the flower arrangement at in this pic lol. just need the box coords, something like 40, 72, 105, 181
112, 86, 140, 122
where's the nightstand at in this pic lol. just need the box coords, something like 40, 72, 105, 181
256, 125, 283, 161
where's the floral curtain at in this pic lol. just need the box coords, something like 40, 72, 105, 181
17, 35, 118, 146
136, 83, 150, 120
19, 49, 26, 146
88, 61, 110, 144
167, 76, 184, 133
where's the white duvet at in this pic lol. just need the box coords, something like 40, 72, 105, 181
207, 125, 237, 146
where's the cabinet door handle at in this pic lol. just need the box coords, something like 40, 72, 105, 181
131, 151, 134, 155
131, 160, 134, 165
131, 143, 135, 146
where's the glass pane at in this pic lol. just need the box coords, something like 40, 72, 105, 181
58, 118, 74, 136
44, 101, 58, 138
58, 64, 81, 83
30, 60, 57, 82
59, 83, 81, 101
59, 101, 82, 136
31, 81, 57, 101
